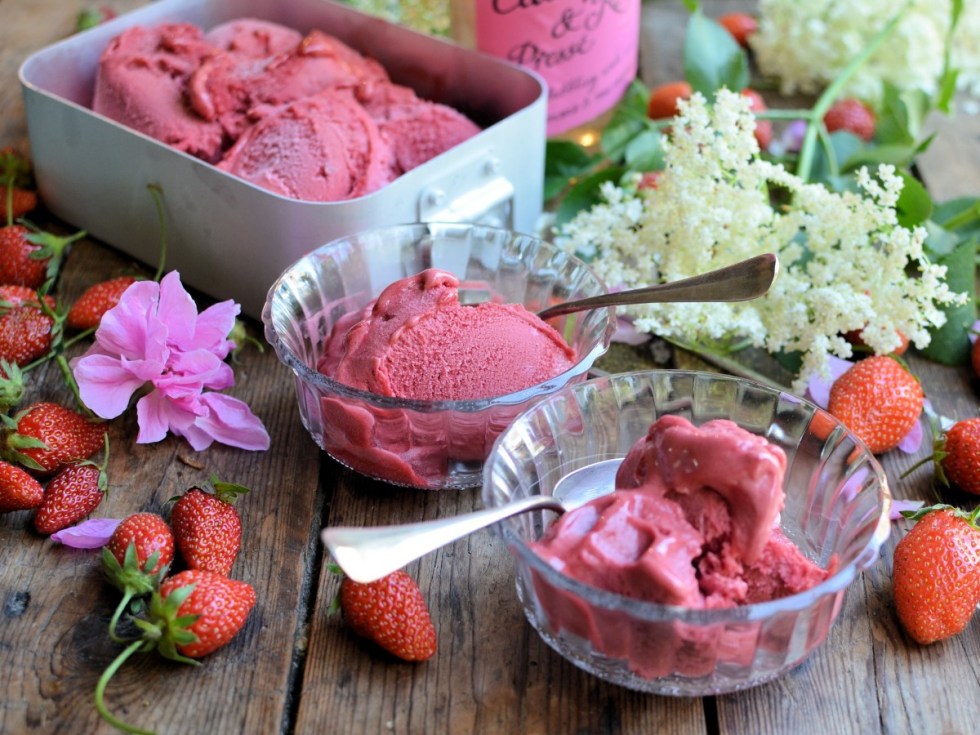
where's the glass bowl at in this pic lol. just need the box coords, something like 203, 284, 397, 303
262, 222, 615, 490
482, 370, 892, 695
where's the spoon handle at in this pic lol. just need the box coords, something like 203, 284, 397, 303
322, 494, 565, 583
537, 252, 779, 320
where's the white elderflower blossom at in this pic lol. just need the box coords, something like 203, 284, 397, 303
751, 0, 980, 102
556, 90, 964, 392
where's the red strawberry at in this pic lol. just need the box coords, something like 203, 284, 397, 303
0, 284, 55, 309
157, 569, 256, 658
718, 12, 758, 49
637, 170, 663, 191
827, 355, 923, 454
67, 275, 138, 330
892, 505, 980, 644
971, 337, 980, 378
3, 401, 106, 473
742, 88, 773, 150
171, 479, 249, 576
0, 186, 38, 222
105, 512, 175, 575
824, 98, 876, 142
0, 459, 44, 512
33, 460, 108, 535
647, 80, 692, 120
339, 570, 437, 661
0, 223, 84, 289
936, 418, 980, 496
0, 302, 55, 367
94, 568, 256, 732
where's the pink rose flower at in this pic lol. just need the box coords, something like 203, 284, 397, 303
71, 271, 270, 451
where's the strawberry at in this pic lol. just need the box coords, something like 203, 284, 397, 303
718, 12, 758, 49
34, 459, 108, 535
0, 459, 44, 512
94, 568, 256, 732
637, 170, 663, 191
935, 418, 980, 496
0, 301, 55, 367
971, 337, 980, 378
646, 81, 692, 120
824, 98, 876, 142
105, 512, 174, 575
102, 512, 175, 641
156, 569, 256, 658
741, 88, 773, 150
827, 355, 923, 454
67, 275, 138, 330
892, 505, 980, 644
339, 570, 437, 661
171, 479, 249, 576
3, 401, 106, 473
0, 223, 85, 290
0, 284, 55, 310
0, 186, 38, 222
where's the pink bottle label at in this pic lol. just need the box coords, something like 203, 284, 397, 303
474, 0, 640, 135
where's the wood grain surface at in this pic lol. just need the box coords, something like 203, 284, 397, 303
0, 1, 978, 734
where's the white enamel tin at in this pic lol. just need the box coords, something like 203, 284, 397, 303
19, 0, 546, 316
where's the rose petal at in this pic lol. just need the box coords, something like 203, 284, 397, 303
897, 418, 924, 454
157, 271, 200, 349
51, 518, 122, 549
72, 352, 159, 419
187, 392, 271, 451
806, 355, 854, 408
612, 317, 652, 346
890, 499, 925, 521
194, 300, 240, 358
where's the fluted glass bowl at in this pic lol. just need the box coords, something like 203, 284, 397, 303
482, 370, 892, 695
263, 222, 614, 489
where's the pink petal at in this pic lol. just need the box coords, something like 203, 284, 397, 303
612, 317, 652, 346
189, 392, 270, 451
72, 353, 158, 418
157, 272, 200, 349
96, 280, 167, 360
135, 390, 196, 444
51, 518, 122, 549
897, 418, 924, 453
970, 320, 980, 344
890, 499, 925, 521
194, 300, 240, 358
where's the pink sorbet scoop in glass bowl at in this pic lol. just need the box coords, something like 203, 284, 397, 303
262, 222, 615, 490
482, 370, 892, 695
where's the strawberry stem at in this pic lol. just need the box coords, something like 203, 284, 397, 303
94, 639, 156, 735
147, 185, 168, 283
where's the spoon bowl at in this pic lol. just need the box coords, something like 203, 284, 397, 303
321, 459, 621, 583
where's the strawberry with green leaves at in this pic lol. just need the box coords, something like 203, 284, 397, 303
3, 401, 106, 473
95, 568, 256, 733
0, 459, 44, 512
102, 512, 175, 641
933, 418, 980, 496
337, 569, 437, 662
827, 355, 923, 454
171, 478, 249, 576
67, 275, 138, 330
33, 440, 110, 535
0, 223, 85, 290
892, 504, 980, 644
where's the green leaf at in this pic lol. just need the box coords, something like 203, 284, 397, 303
808, 132, 864, 185
624, 129, 665, 172
875, 83, 929, 146
683, 10, 749, 96
894, 171, 933, 228
554, 166, 628, 228
841, 143, 918, 170
923, 219, 962, 257
544, 140, 597, 201
600, 80, 652, 161
920, 235, 977, 365
933, 196, 980, 234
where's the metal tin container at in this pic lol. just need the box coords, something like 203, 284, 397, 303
19, 0, 546, 316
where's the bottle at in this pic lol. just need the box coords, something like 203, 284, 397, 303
451, 0, 641, 144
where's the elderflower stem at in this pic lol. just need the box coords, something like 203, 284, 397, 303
796, 3, 911, 182
94, 639, 156, 735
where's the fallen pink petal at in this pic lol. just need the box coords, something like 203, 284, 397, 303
890, 499, 925, 521
51, 518, 122, 549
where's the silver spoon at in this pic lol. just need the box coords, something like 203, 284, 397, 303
323, 458, 622, 583
458, 252, 779, 319
536, 252, 779, 320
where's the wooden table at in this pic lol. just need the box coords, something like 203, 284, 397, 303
1, 1, 977, 733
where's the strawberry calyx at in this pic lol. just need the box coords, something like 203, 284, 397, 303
21, 222, 86, 293
101, 541, 170, 643
170, 474, 249, 505
900, 503, 980, 528
0, 359, 25, 413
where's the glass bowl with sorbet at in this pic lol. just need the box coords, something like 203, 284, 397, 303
482, 370, 892, 695
263, 222, 615, 489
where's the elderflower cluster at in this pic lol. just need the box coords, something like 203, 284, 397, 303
556, 90, 964, 392
751, 0, 980, 102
